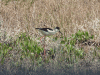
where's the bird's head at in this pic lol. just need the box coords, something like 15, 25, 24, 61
54, 27, 62, 34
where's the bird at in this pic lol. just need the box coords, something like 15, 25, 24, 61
35, 27, 62, 55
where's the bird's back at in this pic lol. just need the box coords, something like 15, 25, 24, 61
35, 28, 53, 32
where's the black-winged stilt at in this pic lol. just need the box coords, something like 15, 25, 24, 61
35, 27, 62, 55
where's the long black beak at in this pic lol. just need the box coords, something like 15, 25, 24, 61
59, 31, 63, 35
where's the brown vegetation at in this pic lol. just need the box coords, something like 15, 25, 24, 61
0, 0, 100, 38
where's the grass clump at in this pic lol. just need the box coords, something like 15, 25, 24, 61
60, 30, 94, 63
16, 33, 43, 57
0, 32, 44, 67
15, 32, 44, 66
0, 42, 13, 64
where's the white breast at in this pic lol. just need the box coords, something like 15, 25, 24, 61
39, 29, 56, 36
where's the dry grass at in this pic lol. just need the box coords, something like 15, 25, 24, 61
0, 0, 100, 74
0, 0, 100, 38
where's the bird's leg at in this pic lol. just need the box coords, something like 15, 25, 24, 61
40, 36, 44, 43
43, 36, 46, 55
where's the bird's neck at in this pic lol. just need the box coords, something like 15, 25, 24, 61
54, 29, 59, 32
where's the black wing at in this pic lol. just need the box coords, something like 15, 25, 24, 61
35, 28, 53, 32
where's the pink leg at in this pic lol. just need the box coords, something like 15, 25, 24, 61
40, 36, 46, 55
44, 44, 46, 55
43, 36, 46, 55
40, 36, 44, 43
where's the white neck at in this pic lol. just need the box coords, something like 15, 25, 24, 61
54, 28, 59, 32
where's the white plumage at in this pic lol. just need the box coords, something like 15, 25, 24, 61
35, 27, 62, 36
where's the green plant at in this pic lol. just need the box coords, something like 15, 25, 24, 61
0, 42, 13, 64
74, 30, 93, 42
0, 32, 44, 66
16, 33, 43, 59
60, 30, 94, 63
